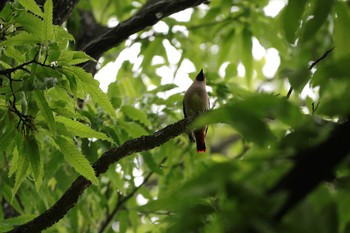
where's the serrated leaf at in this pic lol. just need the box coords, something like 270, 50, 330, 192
0, 32, 39, 46
53, 25, 75, 46
23, 136, 43, 190
4, 46, 25, 63
16, 11, 44, 36
63, 66, 115, 117
81, 81, 116, 117
52, 107, 91, 124
59, 51, 95, 65
121, 105, 152, 127
33, 90, 56, 135
12, 147, 29, 200
56, 116, 113, 143
119, 121, 149, 138
43, 0, 53, 41
63, 66, 96, 86
69, 51, 96, 65
55, 136, 98, 184
9, 146, 19, 177
18, 0, 43, 18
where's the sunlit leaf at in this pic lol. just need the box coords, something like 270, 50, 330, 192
0, 32, 39, 46
56, 116, 113, 143
18, 0, 43, 18
55, 136, 98, 184
43, 0, 54, 41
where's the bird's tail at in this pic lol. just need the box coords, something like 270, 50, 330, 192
194, 128, 206, 153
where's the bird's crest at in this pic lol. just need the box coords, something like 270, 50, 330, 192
195, 69, 205, 82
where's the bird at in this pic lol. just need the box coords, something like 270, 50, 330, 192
183, 69, 209, 153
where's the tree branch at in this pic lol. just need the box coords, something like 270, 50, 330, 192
8, 117, 194, 233
81, 0, 209, 61
269, 118, 350, 219
98, 171, 154, 233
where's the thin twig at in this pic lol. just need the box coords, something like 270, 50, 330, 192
286, 47, 334, 99
98, 171, 154, 233
99, 157, 167, 233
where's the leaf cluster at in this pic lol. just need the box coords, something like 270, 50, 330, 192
1, 0, 350, 233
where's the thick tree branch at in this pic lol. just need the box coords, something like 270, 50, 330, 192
8, 117, 194, 233
82, 0, 208, 61
269, 118, 350, 219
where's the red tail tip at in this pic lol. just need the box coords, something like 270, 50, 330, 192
197, 149, 206, 153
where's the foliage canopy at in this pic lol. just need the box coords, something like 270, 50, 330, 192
1, 0, 350, 232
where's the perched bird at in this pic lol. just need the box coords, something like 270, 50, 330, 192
183, 69, 210, 153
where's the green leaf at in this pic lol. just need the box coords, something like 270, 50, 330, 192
63, 66, 96, 86
0, 214, 37, 231
142, 152, 163, 175
63, 66, 116, 117
55, 136, 98, 184
218, 28, 236, 64
280, 0, 307, 43
9, 146, 19, 177
286, 68, 311, 93
12, 146, 29, 200
56, 116, 113, 143
59, 51, 95, 65
118, 210, 129, 233
3, 46, 26, 64
0, 32, 39, 46
16, 11, 44, 36
121, 105, 151, 127
81, 81, 116, 117
43, 0, 54, 41
0, 127, 16, 156
195, 95, 297, 146
33, 90, 56, 135
18, 0, 43, 18
52, 107, 91, 124
334, 2, 350, 59
53, 25, 75, 48
149, 84, 178, 93
119, 121, 149, 138
23, 136, 43, 190
301, 0, 335, 43
311, 56, 350, 87
241, 28, 253, 85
